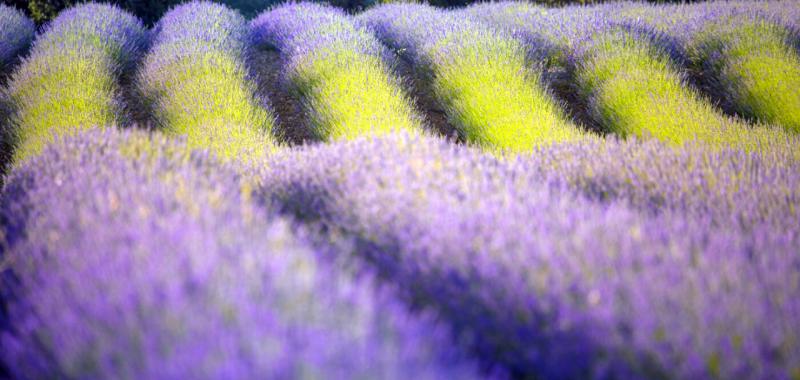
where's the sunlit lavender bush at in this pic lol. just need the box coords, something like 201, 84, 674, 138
466, 1, 794, 152
608, 1, 800, 133
137, 1, 274, 160
250, 2, 424, 141
360, 3, 586, 152
259, 132, 800, 379
0, 4, 35, 74
0, 129, 489, 380
2, 3, 146, 164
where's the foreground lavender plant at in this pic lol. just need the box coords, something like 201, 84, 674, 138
138, 1, 274, 160
360, 3, 585, 152
259, 132, 800, 379
250, 2, 424, 141
0, 4, 35, 74
2, 3, 146, 164
0, 129, 487, 379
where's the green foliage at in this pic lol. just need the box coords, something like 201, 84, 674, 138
576, 29, 790, 151
692, 18, 800, 133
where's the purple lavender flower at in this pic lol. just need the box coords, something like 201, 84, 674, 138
258, 132, 800, 379
0, 128, 489, 379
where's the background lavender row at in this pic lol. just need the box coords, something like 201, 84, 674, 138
2, 3, 146, 165
360, 3, 586, 152
606, 1, 800, 133
465, 2, 794, 151
137, 1, 274, 160
0, 129, 488, 380
0, 4, 34, 76
258, 133, 800, 380
250, 2, 424, 141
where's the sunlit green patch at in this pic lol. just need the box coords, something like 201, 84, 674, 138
138, 48, 274, 160
291, 45, 423, 140
6, 48, 121, 164
691, 18, 800, 133
576, 29, 791, 152
430, 31, 585, 153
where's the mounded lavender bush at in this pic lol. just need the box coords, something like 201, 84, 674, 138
137, 1, 274, 160
259, 132, 800, 379
360, 3, 586, 152
250, 2, 424, 141
0, 129, 488, 379
2, 3, 146, 164
0, 4, 35, 74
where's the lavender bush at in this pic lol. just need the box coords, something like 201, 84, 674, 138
466, 1, 794, 152
360, 3, 586, 152
250, 2, 424, 141
0, 128, 489, 379
2, 3, 146, 164
0, 4, 35, 74
137, 1, 274, 160
258, 132, 800, 379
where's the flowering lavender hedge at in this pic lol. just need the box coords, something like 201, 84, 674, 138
0, 129, 489, 379
250, 2, 424, 141
258, 132, 800, 379
2, 3, 146, 164
466, 2, 794, 152
0, 4, 35, 75
137, 1, 274, 160
360, 3, 586, 152
607, 2, 800, 134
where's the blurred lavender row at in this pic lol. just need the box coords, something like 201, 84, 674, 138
137, 1, 274, 160
0, 129, 489, 379
0, 4, 34, 75
259, 133, 800, 379
2, 3, 146, 164
250, 2, 424, 141
360, 3, 585, 152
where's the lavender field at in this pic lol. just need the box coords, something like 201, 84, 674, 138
0, 1, 799, 379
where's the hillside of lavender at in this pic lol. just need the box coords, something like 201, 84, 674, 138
1, 1, 799, 379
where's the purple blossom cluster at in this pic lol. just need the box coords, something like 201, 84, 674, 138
0, 129, 488, 379
258, 132, 800, 379
137, 1, 274, 160
0, 4, 35, 74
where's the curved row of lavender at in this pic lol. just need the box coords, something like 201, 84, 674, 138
2, 3, 146, 164
607, 1, 800, 133
250, 2, 425, 141
359, 3, 586, 152
259, 132, 800, 379
0, 4, 35, 75
464, 2, 794, 152
137, 1, 274, 160
0, 129, 489, 379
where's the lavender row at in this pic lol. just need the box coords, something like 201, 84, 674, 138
465, 2, 795, 151
0, 128, 488, 379
359, 3, 586, 153
250, 2, 424, 141
137, 1, 274, 160
258, 133, 800, 379
0, 4, 34, 75
2, 3, 146, 164
607, 1, 800, 133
